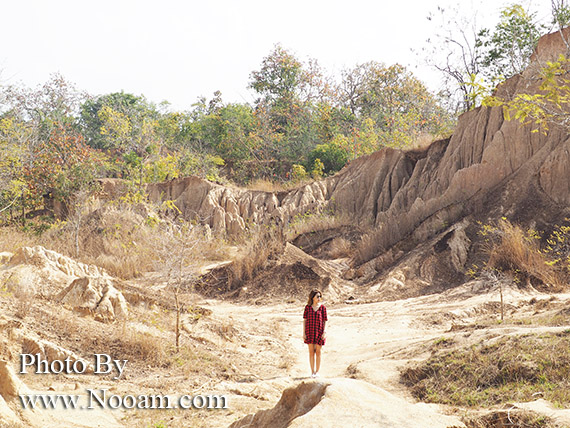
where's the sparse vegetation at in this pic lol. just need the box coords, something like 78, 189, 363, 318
228, 225, 285, 289
0, 198, 231, 281
328, 236, 354, 259
402, 332, 570, 408
468, 219, 569, 291
353, 228, 383, 265
285, 210, 350, 242
462, 410, 556, 428
483, 219, 560, 289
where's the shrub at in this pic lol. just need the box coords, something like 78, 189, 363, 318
482, 219, 561, 289
307, 143, 349, 175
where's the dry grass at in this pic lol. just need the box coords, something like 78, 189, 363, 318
285, 211, 350, 242
173, 344, 228, 378
328, 236, 354, 258
0, 200, 232, 280
462, 410, 557, 428
229, 225, 285, 289
401, 332, 570, 408
0, 423, 27, 428
0, 226, 41, 253
245, 178, 285, 192
246, 177, 313, 193
485, 220, 561, 289
14, 288, 35, 319
407, 132, 440, 151
353, 227, 384, 266
113, 326, 171, 368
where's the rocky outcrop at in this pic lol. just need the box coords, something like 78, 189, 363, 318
530, 27, 570, 62
229, 378, 465, 428
57, 277, 128, 322
148, 29, 570, 269
2, 246, 128, 321
8, 246, 107, 283
21, 336, 94, 373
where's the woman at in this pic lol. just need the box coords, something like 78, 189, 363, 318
303, 289, 327, 378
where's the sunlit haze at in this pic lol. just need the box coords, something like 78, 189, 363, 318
1, 0, 553, 110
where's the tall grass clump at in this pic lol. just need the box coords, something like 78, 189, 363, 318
0, 226, 41, 254
228, 225, 285, 289
0, 193, 230, 280
482, 219, 561, 289
353, 228, 385, 266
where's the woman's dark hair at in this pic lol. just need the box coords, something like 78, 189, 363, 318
307, 289, 322, 306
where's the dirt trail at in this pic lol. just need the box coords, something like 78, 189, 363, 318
202, 283, 570, 427
3, 244, 570, 428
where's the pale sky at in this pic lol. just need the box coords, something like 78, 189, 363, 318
0, 0, 553, 111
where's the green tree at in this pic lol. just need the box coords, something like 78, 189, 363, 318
22, 123, 104, 209
1, 75, 88, 221
480, 5, 545, 83
249, 44, 305, 104
3, 73, 87, 139
337, 62, 452, 147
307, 142, 349, 175
203, 103, 260, 166
0, 114, 31, 220
249, 45, 326, 164
422, 4, 547, 112
80, 92, 157, 150
79, 92, 162, 186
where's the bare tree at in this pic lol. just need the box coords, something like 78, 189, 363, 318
420, 5, 487, 113
480, 269, 513, 322
152, 218, 202, 352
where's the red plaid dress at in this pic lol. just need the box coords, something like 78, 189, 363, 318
304, 304, 327, 345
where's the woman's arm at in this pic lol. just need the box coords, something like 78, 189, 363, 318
322, 321, 326, 339
303, 319, 306, 341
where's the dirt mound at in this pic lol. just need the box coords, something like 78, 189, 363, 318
196, 243, 350, 302
229, 381, 327, 428
57, 276, 128, 322
230, 378, 465, 428
2, 246, 128, 321
3, 246, 109, 297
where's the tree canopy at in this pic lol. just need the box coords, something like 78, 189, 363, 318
6, 1, 560, 224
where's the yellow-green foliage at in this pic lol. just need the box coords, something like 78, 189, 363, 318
311, 158, 324, 179
543, 221, 570, 273
474, 219, 562, 288
291, 164, 308, 182
484, 54, 570, 133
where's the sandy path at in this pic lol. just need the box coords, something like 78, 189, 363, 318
200, 283, 570, 427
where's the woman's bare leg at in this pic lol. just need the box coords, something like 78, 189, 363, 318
308, 344, 316, 375
315, 345, 322, 374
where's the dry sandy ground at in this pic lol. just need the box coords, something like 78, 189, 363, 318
193, 282, 570, 427
4, 280, 570, 428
